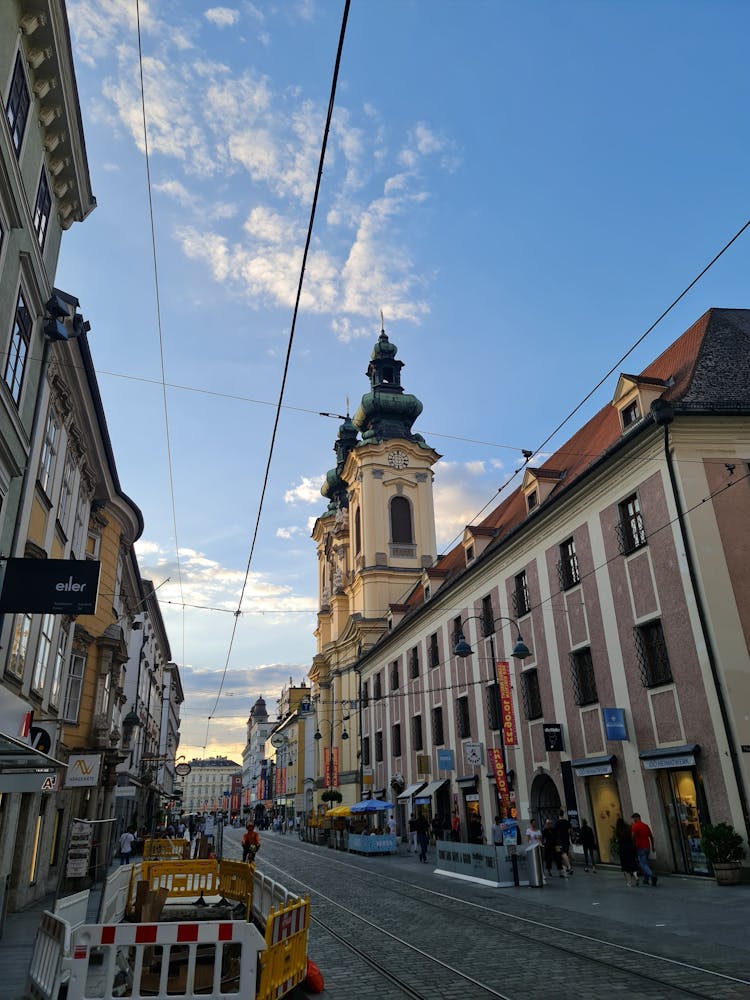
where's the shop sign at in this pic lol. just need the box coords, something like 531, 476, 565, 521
115, 786, 136, 798
465, 793, 479, 802
464, 742, 483, 765
0, 558, 100, 615
543, 724, 564, 752
64, 753, 102, 788
574, 763, 613, 777
495, 661, 518, 747
415, 796, 430, 805
602, 708, 629, 741
437, 749, 455, 771
643, 754, 695, 770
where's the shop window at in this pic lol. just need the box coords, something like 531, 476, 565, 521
617, 493, 647, 554
481, 595, 495, 635
390, 496, 413, 544
6, 52, 30, 156
429, 632, 439, 668
634, 619, 673, 687
392, 723, 401, 758
486, 682, 501, 731
456, 696, 471, 738
362, 737, 370, 766
375, 731, 383, 763
431, 706, 444, 746
412, 715, 423, 752
520, 668, 543, 720
4, 289, 32, 407
557, 537, 580, 591
390, 660, 399, 690
570, 647, 598, 706
513, 570, 530, 616
409, 646, 419, 679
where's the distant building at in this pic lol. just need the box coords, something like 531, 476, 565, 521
241, 696, 275, 810
181, 756, 242, 815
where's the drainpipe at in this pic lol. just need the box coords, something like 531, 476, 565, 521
652, 400, 750, 842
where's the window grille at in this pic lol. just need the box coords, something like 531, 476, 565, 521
557, 538, 580, 590
520, 669, 543, 720
512, 571, 530, 616
431, 707, 444, 745
456, 696, 471, 738
616, 494, 647, 554
361, 682, 369, 708
375, 731, 383, 762
412, 715, 423, 751
569, 648, 598, 706
481, 595, 495, 636
362, 737, 371, 766
429, 632, 439, 668
390, 660, 399, 690
486, 682, 501, 731
374, 673, 382, 700
392, 723, 401, 757
634, 619, 673, 687
409, 646, 419, 678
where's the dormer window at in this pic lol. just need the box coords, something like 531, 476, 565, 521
613, 373, 669, 434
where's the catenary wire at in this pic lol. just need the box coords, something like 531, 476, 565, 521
202, 0, 352, 749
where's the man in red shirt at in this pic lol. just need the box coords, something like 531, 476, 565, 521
631, 813, 657, 886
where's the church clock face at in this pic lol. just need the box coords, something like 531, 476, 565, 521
387, 449, 409, 470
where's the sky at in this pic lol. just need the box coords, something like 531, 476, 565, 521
56, 0, 750, 763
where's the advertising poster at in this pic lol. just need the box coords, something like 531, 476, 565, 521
488, 747, 509, 800
496, 660, 518, 747
66, 820, 93, 878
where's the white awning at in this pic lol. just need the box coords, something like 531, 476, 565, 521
397, 781, 426, 800
415, 779, 448, 799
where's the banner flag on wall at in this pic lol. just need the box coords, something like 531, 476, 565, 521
488, 747, 509, 801
496, 661, 518, 747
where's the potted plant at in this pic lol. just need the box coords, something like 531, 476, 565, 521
700, 822, 746, 885
321, 789, 342, 804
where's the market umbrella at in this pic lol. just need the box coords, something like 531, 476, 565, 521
349, 799, 394, 813
326, 804, 352, 817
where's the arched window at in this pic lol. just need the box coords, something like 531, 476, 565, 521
390, 496, 413, 544
355, 507, 362, 554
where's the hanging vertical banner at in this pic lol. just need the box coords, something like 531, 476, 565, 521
496, 660, 518, 747
323, 747, 339, 787
488, 747, 509, 800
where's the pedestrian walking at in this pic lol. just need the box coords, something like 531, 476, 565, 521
408, 812, 418, 853
542, 819, 565, 876
615, 817, 640, 886
631, 812, 657, 886
415, 813, 430, 862
118, 827, 135, 865
386, 814, 396, 836
525, 817, 542, 849
580, 819, 597, 872
491, 815, 504, 846
554, 810, 573, 873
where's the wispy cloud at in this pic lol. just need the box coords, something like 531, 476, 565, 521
204, 7, 240, 28
284, 476, 324, 505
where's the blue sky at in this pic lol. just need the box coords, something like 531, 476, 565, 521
56, 0, 750, 761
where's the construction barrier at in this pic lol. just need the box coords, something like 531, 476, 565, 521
218, 859, 255, 913
53, 888, 89, 931
26, 911, 72, 1000
128, 860, 221, 911
256, 897, 310, 1000
142, 838, 186, 860
66, 919, 266, 1000
252, 872, 298, 929
98, 865, 135, 925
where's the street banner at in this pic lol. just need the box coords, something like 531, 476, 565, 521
496, 660, 518, 747
64, 753, 101, 788
488, 747, 509, 800
323, 747, 339, 787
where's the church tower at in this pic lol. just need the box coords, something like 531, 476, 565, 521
310, 326, 440, 808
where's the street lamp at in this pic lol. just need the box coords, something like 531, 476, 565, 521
314, 712, 349, 798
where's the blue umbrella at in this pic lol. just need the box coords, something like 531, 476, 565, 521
349, 799, 394, 813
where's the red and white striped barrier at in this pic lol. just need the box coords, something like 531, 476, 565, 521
268, 901, 308, 945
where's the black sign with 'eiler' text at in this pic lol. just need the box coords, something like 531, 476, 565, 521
0, 558, 101, 615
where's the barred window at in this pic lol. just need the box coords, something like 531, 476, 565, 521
412, 714, 423, 752
520, 668, 543, 720
513, 570, 530, 616
570, 647, 598, 706
409, 646, 420, 679
392, 723, 401, 757
374, 672, 382, 700
361, 682, 369, 708
390, 660, 399, 690
431, 706, 444, 746
452, 616, 463, 648
375, 731, 383, 762
634, 619, 673, 687
486, 682, 501, 731
558, 537, 580, 590
482, 595, 495, 636
617, 494, 647, 554
429, 632, 440, 668
362, 736, 371, 766
456, 695, 471, 739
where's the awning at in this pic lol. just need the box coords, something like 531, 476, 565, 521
639, 744, 700, 770
0, 731, 67, 793
397, 781, 426, 800
456, 774, 477, 789
415, 779, 448, 800
571, 755, 616, 777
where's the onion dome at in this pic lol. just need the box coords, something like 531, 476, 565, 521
353, 323, 425, 443
321, 414, 360, 511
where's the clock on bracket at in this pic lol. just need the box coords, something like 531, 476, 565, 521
387, 449, 409, 470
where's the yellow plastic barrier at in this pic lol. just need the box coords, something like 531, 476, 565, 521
142, 838, 186, 860
127, 860, 221, 912
218, 859, 255, 916
256, 897, 310, 1000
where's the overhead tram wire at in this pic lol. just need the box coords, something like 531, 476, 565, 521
135, 0, 187, 662
203, 0, 352, 749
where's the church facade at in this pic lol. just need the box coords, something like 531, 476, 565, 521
309, 311, 750, 877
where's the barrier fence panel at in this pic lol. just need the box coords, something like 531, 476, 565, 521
143, 838, 186, 860
128, 861, 220, 910
27, 911, 71, 1000
252, 872, 298, 930
66, 920, 265, 1000
53, 889, 89, 931
256, 898, 309, 1000
97, 865, 133, 924
218, 860, 255, 913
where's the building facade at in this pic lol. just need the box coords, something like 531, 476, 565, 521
181, 757, 241, 816
310, 311, 750, 877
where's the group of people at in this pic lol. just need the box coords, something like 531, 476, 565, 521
525, 810, 656, 886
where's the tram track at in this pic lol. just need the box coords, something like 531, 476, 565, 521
248, 834, 750, 999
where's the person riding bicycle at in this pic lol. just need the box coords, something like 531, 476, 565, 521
242, 820, 261, 862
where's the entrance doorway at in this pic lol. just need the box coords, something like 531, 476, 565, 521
529, 773, 561, 828
586, 775, 622, 863
657, 769, 709, 874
